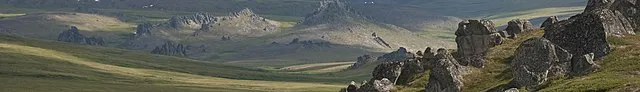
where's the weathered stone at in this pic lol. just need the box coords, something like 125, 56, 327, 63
57, 26, 104, 46
540, 16, 558, 29
350, 55, 374, 69
135, 23, 153, 36
543, 13, 611, 60
396, 59, 424, 85
358, 78, 394, 92
371, 61, 404, 83
424, 48, 464, 92
455, 19, 502, 68
151, 41, 188, 56
570, 53, 599, 76
583, 0, 638, 35
169, 12, 217, 29
376, 47, 415, 62
346, 81, 358, 92
298, 0, 360, 25
509, 37, 572, 90
504, 88, 519, 92
505, 19, 534, 38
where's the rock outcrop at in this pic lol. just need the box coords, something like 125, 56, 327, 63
57, 26, 104, 45
540, 16, 558, 29
376, 47, 415, 62
508, 37, 573, 90
505, 19, 533, 38
151, 41, 188, 56
298, 0, 361, 25
455, 19, 502, 68
569, 53, 599, 76
135, 23, 153, 37
356, 61, 403, 92
543, 13, 612, 60
424, 48, 465, 92
169, 12, 217, 29
396, 59, 424, 85
350, 55, 374, 69
583, 0, 638, 36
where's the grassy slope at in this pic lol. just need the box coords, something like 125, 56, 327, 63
0, 34, 349, 92
398, 29, 640, 92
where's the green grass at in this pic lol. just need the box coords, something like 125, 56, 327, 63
0, 34, 357, 91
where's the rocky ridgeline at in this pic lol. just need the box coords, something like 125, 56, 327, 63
151, 41, 188, 56
455, 19, 502, 68
504, 19, 534, 38
57, 26, 104, 45
169, 12, 217, 29
298, 0, 361, 25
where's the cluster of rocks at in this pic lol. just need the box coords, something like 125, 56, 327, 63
508, 37, 599, 90
287, 38, 332, 48
504, 19, 534, 38
135, 23, 153, 37
350, 55, 373, 69
57, 26, 104, 45
375, 47, 416, 62
341, 47, 466, 92
169, 12, 217, 29
167, 8, 276, 36
151, 41, 188, 56
455, 19, 502, 68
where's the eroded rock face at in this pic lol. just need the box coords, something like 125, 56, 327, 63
424, 48, 464, 92
570, 53, 599, 76
135, 23, 153, 37
371, 61, 404, 83
57, 26, 104, 45
543, 13, 611, 60
583, 0, 638, 36
505, 19, 534, 38
540, 16, 558, 29
151, 41, 188, 56
509, 37, 572, 90
169, 12, 217, 29
455, 19, 502, 68
396, 59, 424, 85
350, 55, 374, 69
376, 47, 415, 62
356, 62, 403, 92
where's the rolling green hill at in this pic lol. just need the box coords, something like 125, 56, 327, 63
0, 34, 389, 91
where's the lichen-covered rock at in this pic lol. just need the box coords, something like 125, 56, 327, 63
57, 26, 104, 45
151, 41, 188, 56
505, 19, 534, 38
582, 0, 638, 36
424, 48, 465, 92
569, 53, 599, 76
376, 47, 415, 62
543, 13, 611, 60
540, 16, 558, 29
509, 37, 572, 90
358, 78, 394, 92
396, 59, 424, 85
371, 61, 404, 83
350, 55, 374, 69
455, 19, 502, 68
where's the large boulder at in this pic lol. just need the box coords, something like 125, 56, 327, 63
376, 47, 415, 62
583, 0, 638, 36
508, 37, 572, 90
57, 26, 104, 45
358, 78, 394, 92
455, 19, 502, 68
151, 41, 188, 56
396, 59, 424, 85
543, 13, 612, 60
540, 16, 558, 29
424, 48, 465, 92
505, 19, 534, 38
